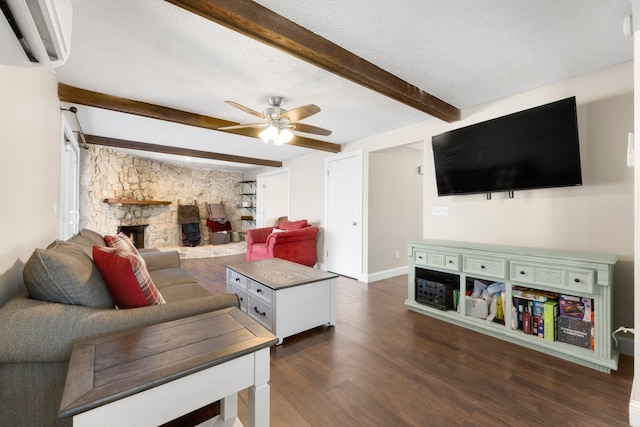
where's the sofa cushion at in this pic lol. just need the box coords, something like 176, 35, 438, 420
23, 241, 114, 308
93, 246, 165, 309
157, 281, 213, 302
150, 268, 198, 288
279, 219, 309, 230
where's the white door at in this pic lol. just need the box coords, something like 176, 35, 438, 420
256, 168, 290, 227
325, 151, 362, 279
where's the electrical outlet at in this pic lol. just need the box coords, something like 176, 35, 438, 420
432, 206, 449, 216
395, 250, 400, 258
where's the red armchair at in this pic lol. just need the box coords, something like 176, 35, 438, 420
245, 220, 319, 267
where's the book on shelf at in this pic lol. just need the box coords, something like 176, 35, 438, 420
514, 296, 559, 340
512, 287, 559, 302
557, 295, 594, 350
543, 300, 559, 341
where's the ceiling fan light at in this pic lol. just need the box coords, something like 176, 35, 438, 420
259, 125, 278, 143
277, 128, 294, 145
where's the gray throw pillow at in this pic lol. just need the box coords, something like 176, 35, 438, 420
79, 228, 106, 247
23, 241, 114, 308
64, 234, 95, 259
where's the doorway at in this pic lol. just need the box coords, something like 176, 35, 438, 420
256, 168, 290, 227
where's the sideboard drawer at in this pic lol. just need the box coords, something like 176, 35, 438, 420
510, 262, 594, 294
414, 249, 460, 272
249, 279, 273, 303
227, 270, 247, 289
565, 270, 595, 294
511, 262, 564, 287
463, 255, 507, 279
414, 250, 428, 266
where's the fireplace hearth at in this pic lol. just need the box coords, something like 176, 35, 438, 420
117, 225, 148, 248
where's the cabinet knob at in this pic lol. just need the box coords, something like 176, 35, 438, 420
235, 277, 240, 282
520, 271, 525, 275
481, 265, 486, 269
448, 260, 453, 264
574, 278, 580, 283
253, 307, 266, 317
257, 288, 263, 294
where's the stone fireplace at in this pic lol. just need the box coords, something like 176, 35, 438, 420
117, 224, 148, 249
79, 145, 244, 248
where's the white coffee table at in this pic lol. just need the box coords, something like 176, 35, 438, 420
226, 258, 338, 345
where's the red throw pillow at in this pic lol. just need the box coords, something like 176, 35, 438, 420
279, 219, 309, 230
93, 246, 165, 309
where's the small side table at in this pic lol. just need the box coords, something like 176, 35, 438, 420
58, 307, 277, 427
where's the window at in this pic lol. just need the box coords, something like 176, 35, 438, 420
59, 113, 80, 240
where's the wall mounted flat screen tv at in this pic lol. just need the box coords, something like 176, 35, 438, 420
432, 97, 582, 197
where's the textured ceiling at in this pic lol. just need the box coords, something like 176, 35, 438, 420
55, 0, 633, 170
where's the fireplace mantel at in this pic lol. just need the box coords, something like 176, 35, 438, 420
103, 198, 171, 206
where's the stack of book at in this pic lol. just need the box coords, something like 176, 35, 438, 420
512, 287, 594, 351
512, 287, 557, 340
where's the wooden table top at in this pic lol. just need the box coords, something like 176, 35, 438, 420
58, 307, 277, 420
226, 258, 338, 290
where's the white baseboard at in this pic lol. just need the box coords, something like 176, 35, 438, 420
630, 378, 640, 426
367, 266, 408, 283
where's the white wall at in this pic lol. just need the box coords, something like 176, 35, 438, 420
423, 70, 633, 256
259, 170, 289, 227
369, 146, 423, 274
0, 66, 61, 305
268, 61, 633, 330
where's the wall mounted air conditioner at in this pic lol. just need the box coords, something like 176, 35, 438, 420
0, 0, 72, 68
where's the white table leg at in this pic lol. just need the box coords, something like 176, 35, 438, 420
248, 348, 271, 427
248, 383, 270, 427
220, 393, 238, 421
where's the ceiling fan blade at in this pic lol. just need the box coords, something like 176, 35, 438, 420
290, 122, 332, 136
281, 104, 321, 122
225, 101, 268, 120
218, 123, 267, 130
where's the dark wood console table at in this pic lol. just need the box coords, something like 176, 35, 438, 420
58, 307, 277, 426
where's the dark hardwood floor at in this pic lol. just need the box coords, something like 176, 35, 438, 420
181, 255, 633, 427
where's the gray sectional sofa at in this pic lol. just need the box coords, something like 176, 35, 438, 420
0, 229, 239, 427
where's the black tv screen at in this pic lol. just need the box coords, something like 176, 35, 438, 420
432, 97, 582, 196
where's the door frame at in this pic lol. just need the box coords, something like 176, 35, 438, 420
324, 150, 364, 280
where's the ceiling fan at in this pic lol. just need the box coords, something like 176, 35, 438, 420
219, 96, 332, 145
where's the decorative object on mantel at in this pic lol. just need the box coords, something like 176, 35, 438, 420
102, 198, 171, 206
